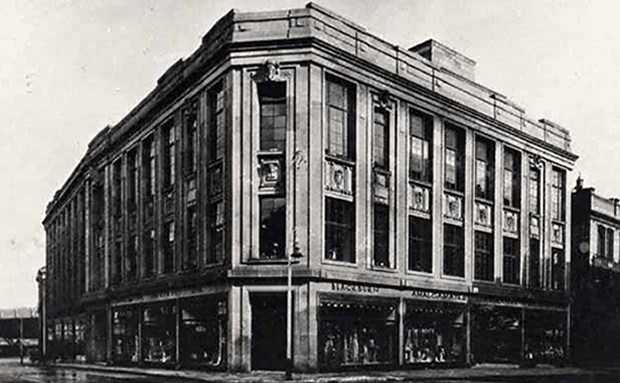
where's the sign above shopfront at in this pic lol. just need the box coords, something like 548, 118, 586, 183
331, 282, 380, 294
410, 289, 467, 303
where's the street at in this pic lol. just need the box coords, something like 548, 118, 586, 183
0, 358, 619, 383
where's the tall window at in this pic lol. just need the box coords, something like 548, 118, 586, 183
184, 205, 197, 270
529, 238, 540, 288
259, 197, 286, 259
143, 229, 155, 278
325, 198, 355, 263
474, 231, 493, 281
326, 76, 355, 160
552, 249, 565, 290
475, 138, 494, 200
409, 217, 431, 272
444, 224, 464, 277
208, 202, 224, 264
445, 126, 464, 192
503, 238, 520, 285
373, 203, 390, 267
529, 166, 540, 214
551, 168, 565, 221
162, 121, 176, 189
259, 82, 286, 152
127, 149, 138, 208
112, 159, 123, 219
143, 136, 155, 200
185, 103, 198, 174
163, 221, 175, 274
409, 111, 432, 183
607, 228, 614, 261
373, 107, 389, 170
126, 235, 137, 281
503, 149, 520, 208
598, 225, 607, 258
209, 83, 225, 162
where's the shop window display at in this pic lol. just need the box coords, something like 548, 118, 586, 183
403, 303, 466, 364
472, 306, 521, 363
180, 298, 227, 368
319, 300, 396, 369
112, 308, 139, 364
525, 310, 566, 364
142, 305, 176, 365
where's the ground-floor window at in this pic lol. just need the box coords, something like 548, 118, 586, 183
319, 299, 397, 370
403, 302, 466, 364
112, 307, 139, 364
180, 298, 227, 368
472, 305, 521, 364
142, 304, 176, 365
525, 310, 566, 363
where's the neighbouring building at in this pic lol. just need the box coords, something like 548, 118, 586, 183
571, 178, 620, 364
42, 3, 577, 371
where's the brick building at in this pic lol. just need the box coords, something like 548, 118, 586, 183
42, 3, 577, 371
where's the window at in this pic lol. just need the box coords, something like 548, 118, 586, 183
184, 205, 197, 270
112, 159, 123, 218
552, 248, 565, 290
143, 229, 155, 278
325, 198, 355, 263
126, 235, 137, 282
474, 231, 493, 281
598, 225, 606, 258
209, 83, 225, 162
373, 107, 389, 170
127, 149, 138, 208
607, 228, 614, 261
259, 197, 286, 259
258, 82, 286, 152
475, 138, 494, 200
443, 224, 464, 277
373, 203, 390, 267
529, 166, 540, 214
408, 217, 431, 272
208, 202, 224, 264
162, 121, 176, 189
185, 102, 198, 173
551, 168, 565, 221
445, 126, 464, 192
163, 221, 175, 274
503, 238, 520, 285
143, 136, 155, 199
529, 238, 540, 288
409, 111, 432, 183
113, 240, 122, 285
326, 76, 355, 160
503, 149, 520, 208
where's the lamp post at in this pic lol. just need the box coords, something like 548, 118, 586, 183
285, 246, 303, 380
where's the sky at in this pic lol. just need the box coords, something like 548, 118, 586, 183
0, 0, 618, 309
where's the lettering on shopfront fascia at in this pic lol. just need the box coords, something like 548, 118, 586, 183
411, 289, 467, 302
331, 282, 380, 294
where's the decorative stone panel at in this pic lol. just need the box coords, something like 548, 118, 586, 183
373, 170, 389, 204
324, 159, 353, 197
259, 158, 284, 191
408, 183, 431, 214
474, 201, 493, 229
444, 193, 463, 222
530, 215, 540, 238
552, 222, 564, 247
503, 209, 519, 236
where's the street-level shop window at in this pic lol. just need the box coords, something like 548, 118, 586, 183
474, 231, 493, 281
408, 216, 432, 273
259, 196, 286, 259
180, 299, 227, 367
443, 224, 464, 277
142, 305, 176, 365
112, 308, 139, 364
325, 197, 355, 263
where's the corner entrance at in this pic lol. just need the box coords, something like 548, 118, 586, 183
251, 293, 287, 370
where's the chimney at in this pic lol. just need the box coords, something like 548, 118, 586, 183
409, 39, 476, 81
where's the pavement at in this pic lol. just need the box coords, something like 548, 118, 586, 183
49, 361, 611, 383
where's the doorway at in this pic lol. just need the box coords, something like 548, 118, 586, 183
251, 293, 287, 370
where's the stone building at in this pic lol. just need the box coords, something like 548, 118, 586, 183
571, 178, 620, 364
42, 3, 577, 371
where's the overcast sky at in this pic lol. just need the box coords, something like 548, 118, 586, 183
0, 0, 617, 309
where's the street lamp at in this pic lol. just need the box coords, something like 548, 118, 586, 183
285, 245, 303, 380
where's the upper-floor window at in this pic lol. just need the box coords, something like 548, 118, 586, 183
373, 202, 390, 267
474, 231, 493, 281
444, 223, 464, 277
259, 196, 286, 259
325, 197, 355, 263
258, 82, 286, 152
503, 148, 520, 208
127, 148, 138, 208
373, 107, 389, 170
503, 237, 520, 285
163, 221, 175, 274
326, 76, 355, 160
162, 121, 176, 189
608, 228, 615, 261
112, 159, 123, 218
409, 216, 432, 272
551, 168, 565, 221
598, 225, 615, 260
143, 135, 155, 199
409, 111, 432, 183
185, 102, 198, 174
444, 126, 465, 192
529, 165, 540, 215
209, 83, 225, 162
475, 137, 494, 200
208, 201, 224, 264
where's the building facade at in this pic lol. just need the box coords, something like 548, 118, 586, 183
571, 179, 620, 363
42, 3, 577, 371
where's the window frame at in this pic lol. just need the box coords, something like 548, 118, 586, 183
409, 109, 432, 183
326, 75, 356, 161
474, 231, 494, 282
444, 125, 465, 192
324, 197, 355, 264
408, 216, 432, 273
